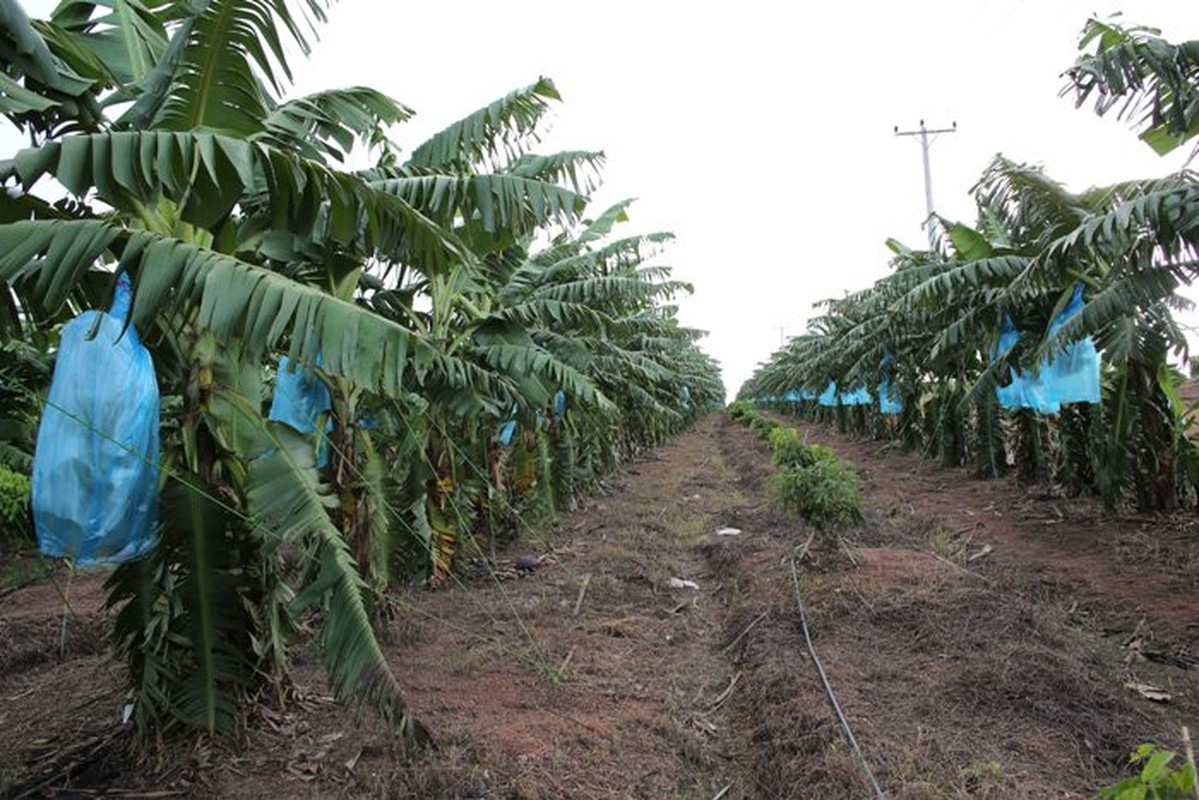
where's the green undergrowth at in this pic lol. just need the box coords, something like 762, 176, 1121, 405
1096, 739, 1197, 800
728, 403, 862, 541
0, 464, 32, 549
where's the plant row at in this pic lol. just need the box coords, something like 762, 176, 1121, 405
740, 18, 1199, 514
0, 1, 724, 744
729, 401, 862, 542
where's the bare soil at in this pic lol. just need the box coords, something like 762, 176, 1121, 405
1, 413, 1196, 798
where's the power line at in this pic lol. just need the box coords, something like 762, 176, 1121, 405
894, 119, 957, 243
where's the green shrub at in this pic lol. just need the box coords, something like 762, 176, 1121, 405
801, 443, 840, 467
0, 465, 33, 548
728, 400, 755, 422
769, 427, 841, 470
770, 456, 863, 534
769, 426, 806, 467
748, 414, 778, 440
1096, 742, 1196, 799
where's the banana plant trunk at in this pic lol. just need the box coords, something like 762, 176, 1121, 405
1129, 359, 1177, 512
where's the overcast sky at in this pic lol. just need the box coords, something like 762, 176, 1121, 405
8, 1, 1198, 397
289, 1, 1196, 396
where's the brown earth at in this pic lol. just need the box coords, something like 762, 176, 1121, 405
1, 412, 1197, 798
795, 421, 1199, 648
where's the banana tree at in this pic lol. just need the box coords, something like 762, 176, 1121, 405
3, 0, 726, 742
0, 0, 460, 740
1065, 16, 1199, 158
746, 153, 1197, 509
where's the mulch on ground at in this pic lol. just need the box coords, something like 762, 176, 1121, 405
1, 412, 1195, 798
715, 413, 1196, 798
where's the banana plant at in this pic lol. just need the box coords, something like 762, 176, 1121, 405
2, 0, 726, 743
0, 0, 457, 741
743, 16, 1199, 512
1065, 16, 1199, 157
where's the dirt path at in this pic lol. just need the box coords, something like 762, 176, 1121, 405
1, 412, 1196, 798
357, 413, 754, 797
712, 415, 1196, 798
792, 419, 1199, 649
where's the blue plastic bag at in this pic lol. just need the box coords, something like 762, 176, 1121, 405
878, 353, 902, 414
993, 288, 1100, 414
993, 315, 1053, 412
987, 314, 1055, 412
32, 274, 160, 566
269, 355, 332, 466
993, 316, 1028, 411
818, 383, 838, 407
1044, 284, 1101, 407
840, 386, 871, 406
878, 379, 902, 415
497, 403, 519, 446
269, 355, 331, 436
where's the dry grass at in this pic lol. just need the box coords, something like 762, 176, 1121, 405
3, 414, 1196, 798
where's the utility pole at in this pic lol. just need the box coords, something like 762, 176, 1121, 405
894, 119, 957, 239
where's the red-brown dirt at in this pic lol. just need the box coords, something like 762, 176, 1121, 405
793, 420, 1199, 650
0, 412, 1195, 798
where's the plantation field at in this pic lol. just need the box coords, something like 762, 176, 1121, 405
2, 411, 1196, 798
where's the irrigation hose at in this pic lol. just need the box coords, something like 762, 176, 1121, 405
788, 556, 886, 800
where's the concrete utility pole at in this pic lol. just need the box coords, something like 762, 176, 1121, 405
894, 119, 957, 234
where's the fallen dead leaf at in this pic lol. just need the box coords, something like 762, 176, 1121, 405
967, 544, 993, 562
1125, 682, 1172, 702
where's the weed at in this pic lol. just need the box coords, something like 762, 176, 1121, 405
512, 644, 573, 686
723, 574, 744, 604
1096, 740, 1197, 799
449, 640, 507, 677
0, 553, 54, 592
770, 458, 863, 537
926, 525, 970, 561
679, 515, 707, 542
960, 759, 1004, 793
749, 414, 778, 440
0, 465, 32, 549
536, 662, 571, 686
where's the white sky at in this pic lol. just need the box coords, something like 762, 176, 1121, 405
8, 1, 1198, 397
292, 0, 1196, 397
